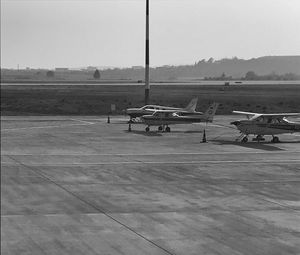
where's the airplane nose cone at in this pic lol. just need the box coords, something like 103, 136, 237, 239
230, 121, 240, 126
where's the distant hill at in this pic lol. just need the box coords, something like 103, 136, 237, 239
99, 56, 300, 81
1, 56, 300, 81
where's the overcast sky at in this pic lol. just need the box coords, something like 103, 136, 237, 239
1, 0, 300, 69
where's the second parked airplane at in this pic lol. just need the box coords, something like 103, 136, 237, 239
126, 98, 198, 121
141, 103, 219, 132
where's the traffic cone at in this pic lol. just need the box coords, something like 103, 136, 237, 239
202, 129, 207, 143
107, 115, 110, 123
128, 123, 132, 132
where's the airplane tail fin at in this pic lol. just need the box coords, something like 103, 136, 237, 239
184, 97, 198, 112
203, 103, 219, 122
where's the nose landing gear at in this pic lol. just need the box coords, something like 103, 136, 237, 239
241, 136, 248, 143
236, 133, 249, 143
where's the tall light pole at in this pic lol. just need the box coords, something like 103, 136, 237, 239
145, 0, 150, 105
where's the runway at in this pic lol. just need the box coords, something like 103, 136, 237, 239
1, 115, 300, 255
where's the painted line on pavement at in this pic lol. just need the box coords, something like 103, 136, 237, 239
2, 151, 300, 156
69, 118, 95, 125
1, 122, 94, 131
3, 159, 300, 166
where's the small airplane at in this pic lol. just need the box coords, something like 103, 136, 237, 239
126, 98, 199, 121
231, 111, 300, 142
140, 103, 219, 132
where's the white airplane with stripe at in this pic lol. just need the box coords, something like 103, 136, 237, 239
231, 111, 300, 142
141, 103, 219, 132
126, 98, 198, 121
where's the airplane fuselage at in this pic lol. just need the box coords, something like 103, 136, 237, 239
126, 106, 184, 118
231, 120, 300, 135
126, 98, 199, 119
141, 114, 210, 126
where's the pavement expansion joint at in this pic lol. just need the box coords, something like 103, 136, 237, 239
4, 155, 177, 255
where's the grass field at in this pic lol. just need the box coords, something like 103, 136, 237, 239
1, 84, 300, 115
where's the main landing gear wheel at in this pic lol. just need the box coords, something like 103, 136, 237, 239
272, 136, 280, 143
241, 137, 248, 143
145, 127, 150, 132
165, 126, 171, 132
158, 126, 163, 131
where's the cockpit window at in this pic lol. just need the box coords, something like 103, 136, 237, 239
261, 116, 285, 124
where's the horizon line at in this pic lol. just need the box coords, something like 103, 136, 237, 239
1, 55, 300, 70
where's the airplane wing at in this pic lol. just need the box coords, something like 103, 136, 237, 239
233, 111, 258, 116
233, 111, 300, 120
232, 111, 259, 119
150, 109, 183, 113
257, 113, 300, 117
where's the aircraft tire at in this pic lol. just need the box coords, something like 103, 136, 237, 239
165, 127, 171, 132
241, 137, 248, 143
158, 126, 163, 131
272, 136, 279, 143
145, 127, 150, 132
